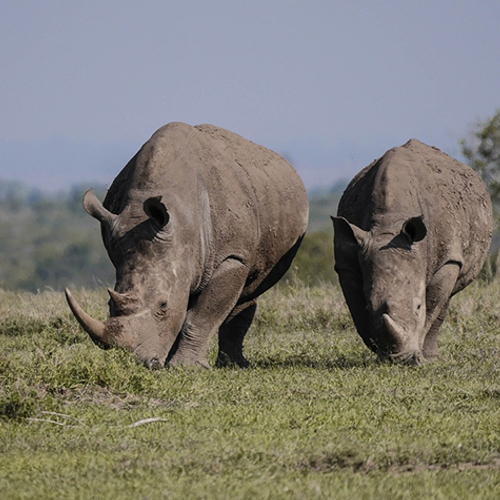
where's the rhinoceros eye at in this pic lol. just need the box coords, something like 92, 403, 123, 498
160, 301, 168, 310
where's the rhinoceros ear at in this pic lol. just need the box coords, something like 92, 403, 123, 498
144, 196, 170, 229
331, 216, 369, 248
82, 189, 117, 225
402, 216, 426, 244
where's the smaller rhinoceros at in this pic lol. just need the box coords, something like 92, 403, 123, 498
65, 122, 308, 369
332, 139, 492, 364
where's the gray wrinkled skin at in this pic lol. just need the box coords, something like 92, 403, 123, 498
332, 139, 492, 364
66, 122, 308, 369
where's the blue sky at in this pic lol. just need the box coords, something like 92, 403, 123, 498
1, 0, 499, 191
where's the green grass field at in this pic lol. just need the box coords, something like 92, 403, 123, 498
1, 282, 500, 499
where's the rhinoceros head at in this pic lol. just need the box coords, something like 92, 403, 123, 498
65, 189, 191, 369
333, 215, 428, 364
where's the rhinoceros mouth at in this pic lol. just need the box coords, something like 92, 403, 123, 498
381, 350, 424, 366
372, 314, 424, 365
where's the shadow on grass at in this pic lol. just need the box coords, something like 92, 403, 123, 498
253, 353, 377, 370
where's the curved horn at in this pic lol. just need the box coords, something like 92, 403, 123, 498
82, 189, 117, 225
382, 313, 407, 347
382, 314, 424, 365
65, 288, 109, 348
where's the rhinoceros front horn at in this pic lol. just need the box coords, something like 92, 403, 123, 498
82, 189, 117, 225
382, 314, 422, 365
382, 313, 407, 347
65, 288, 110, 348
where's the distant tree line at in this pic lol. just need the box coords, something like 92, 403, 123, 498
1, 109, 499, 293
0, 183, 114, 291
0, 180, 344, 292
461, 109, 500, 210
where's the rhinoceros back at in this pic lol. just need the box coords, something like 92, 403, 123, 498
192, 124, 309, 267
102, 122, 309, 296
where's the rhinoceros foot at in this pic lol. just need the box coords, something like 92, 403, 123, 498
421, 348, 440, 363
215, 351, 250, 369
166, 352, 210, 369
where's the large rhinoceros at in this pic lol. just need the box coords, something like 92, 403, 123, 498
332, 139, 492, 364
65, 122, 308, 368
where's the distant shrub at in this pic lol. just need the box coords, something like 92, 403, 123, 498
283, 231, 336, 286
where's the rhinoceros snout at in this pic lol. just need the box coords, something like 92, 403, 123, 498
372, 314, 424, 365
384, 350, 424, 366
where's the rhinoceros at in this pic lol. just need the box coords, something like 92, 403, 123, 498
65, 122, 308, 368
332, 139, 492, 364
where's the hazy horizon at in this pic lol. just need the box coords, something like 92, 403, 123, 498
2, 1, 499, 191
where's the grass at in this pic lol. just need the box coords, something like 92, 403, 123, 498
1, 282, 500, 499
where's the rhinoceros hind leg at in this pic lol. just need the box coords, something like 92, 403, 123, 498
216, 301, 257, 368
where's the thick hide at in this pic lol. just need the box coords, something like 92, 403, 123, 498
333, 139, 492, 364
66, 122, 308, 368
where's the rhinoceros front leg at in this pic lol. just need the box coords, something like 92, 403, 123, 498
423, 263, 460, 360
167, 258, 248, 368
423, 300, 450, 360
216, 301, 257, 368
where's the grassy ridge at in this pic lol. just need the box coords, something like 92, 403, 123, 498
1, 283, 500, 499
